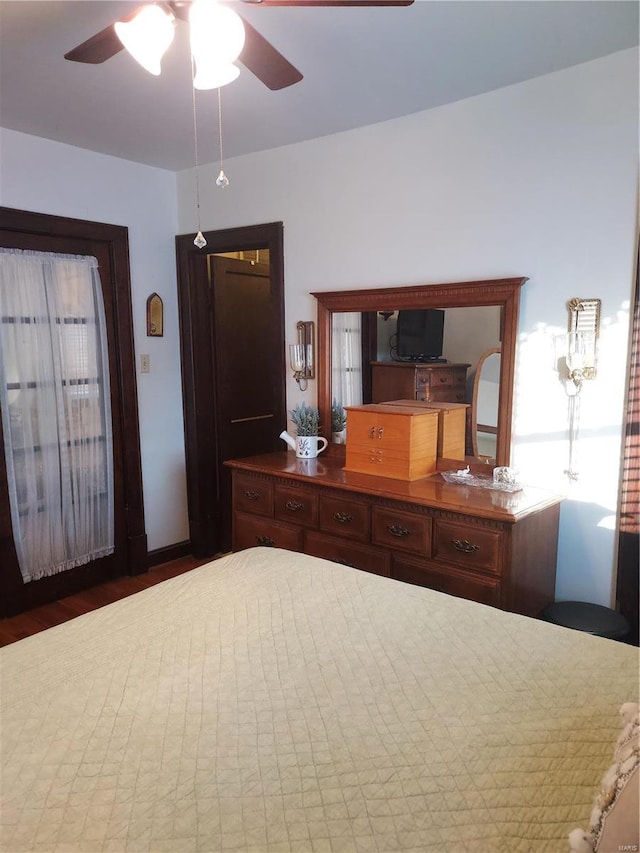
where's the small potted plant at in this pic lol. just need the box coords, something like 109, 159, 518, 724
284, 402, 328, 459
291, 401, 319, 436
331, 399, 347, 444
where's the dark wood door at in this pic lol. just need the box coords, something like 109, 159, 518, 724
0, 208, 146, 617
211, 255, 283, 551
176, 223, 286, 557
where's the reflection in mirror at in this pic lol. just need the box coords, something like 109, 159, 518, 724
471, 347, 501, 462
373, 306, 500, 370
332, 312, 363, 408
332, 306, 502, 458
313, 278, 528, 468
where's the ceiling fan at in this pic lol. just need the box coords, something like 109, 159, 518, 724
65, 0, 415, 91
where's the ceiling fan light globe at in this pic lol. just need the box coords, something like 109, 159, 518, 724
114, 5, 175, 75
189, 0, 246, 65
193, 61, 240, 90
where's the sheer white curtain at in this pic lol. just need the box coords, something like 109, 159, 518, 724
331, 312, 363, 409
0, 249, 114, 583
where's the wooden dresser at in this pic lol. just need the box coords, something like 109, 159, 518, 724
226, 451, 563, 618
371, 361, 470, 404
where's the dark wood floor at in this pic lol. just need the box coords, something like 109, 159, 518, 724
0, 554, 212, 648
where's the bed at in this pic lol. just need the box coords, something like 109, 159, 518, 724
1, 547, 638, 853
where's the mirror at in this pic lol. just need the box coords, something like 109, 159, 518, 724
312, 277, 527, 467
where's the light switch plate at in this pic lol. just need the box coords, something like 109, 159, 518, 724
140, 354, 150, 373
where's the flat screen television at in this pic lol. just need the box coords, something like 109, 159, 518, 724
396, 309, 445, 361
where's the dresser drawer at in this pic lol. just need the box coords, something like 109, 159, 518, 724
424, 387, 466, 404
433, 519, 503, 574
233, 474, 273, 517
274, 484, 318, 527
416, 368, 466, 390
344, 447, 436, 481
233, 512, 302, 552
372, 506, 431, 556
392, 554, 501, 606
305, 532, 390, 577
318, 493, 370, 541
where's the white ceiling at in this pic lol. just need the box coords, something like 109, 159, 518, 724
0, 1, 637, 172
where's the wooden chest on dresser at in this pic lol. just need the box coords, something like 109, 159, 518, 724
226, 452, 563, 618
371, 361, 470, 404
344, 403, 439, 481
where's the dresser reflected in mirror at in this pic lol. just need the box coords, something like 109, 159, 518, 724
312, 278, 527, 468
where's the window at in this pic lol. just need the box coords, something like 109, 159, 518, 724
0, 249, 114, 582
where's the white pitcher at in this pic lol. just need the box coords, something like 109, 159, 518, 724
280, 430, 328, 459
295, 435, 328, 459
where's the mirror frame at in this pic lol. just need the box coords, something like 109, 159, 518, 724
312, 277, 527, 467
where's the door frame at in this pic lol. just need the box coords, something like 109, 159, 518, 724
0, 207, 147, 616
176, 222, 285, 557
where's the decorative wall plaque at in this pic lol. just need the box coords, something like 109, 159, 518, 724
146, 293, 163, 337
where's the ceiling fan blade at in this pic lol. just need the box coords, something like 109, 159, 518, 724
238, 17, 303, 90
64, 24, 125, 64
63, 7, 148, 64
244, 1, 414, 5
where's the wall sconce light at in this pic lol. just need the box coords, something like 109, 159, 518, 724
564, 298, 600, 390
558, 297, 601, 480
289, 321, 315, 392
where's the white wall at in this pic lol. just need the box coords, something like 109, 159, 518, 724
177, 48, 639, 606
0, 129, 189, 552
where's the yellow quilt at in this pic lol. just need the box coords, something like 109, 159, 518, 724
1, 547, 637, 852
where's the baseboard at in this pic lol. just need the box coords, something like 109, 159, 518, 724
146, 541, 192, 569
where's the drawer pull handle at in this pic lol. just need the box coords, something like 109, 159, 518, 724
440, 376, 448, 383
285, 499, 304, 512
419, 377, 427, 384
369, 426, 375, 439
334, 511, 353, 524
388, 524, 411, 538
243, 490, 261, 501
335, 558, 357, 568
452, 538, 479, 553
256, 535, 275, 547
378, 427, 384, 439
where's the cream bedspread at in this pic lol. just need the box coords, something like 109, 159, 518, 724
1, 547, 638, 853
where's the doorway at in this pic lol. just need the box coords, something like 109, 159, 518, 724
176, 222, 286, 557
0, 207, 146, 617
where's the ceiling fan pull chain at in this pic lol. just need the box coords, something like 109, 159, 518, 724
191, 56, 207, 249
216, 87, 230, 189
